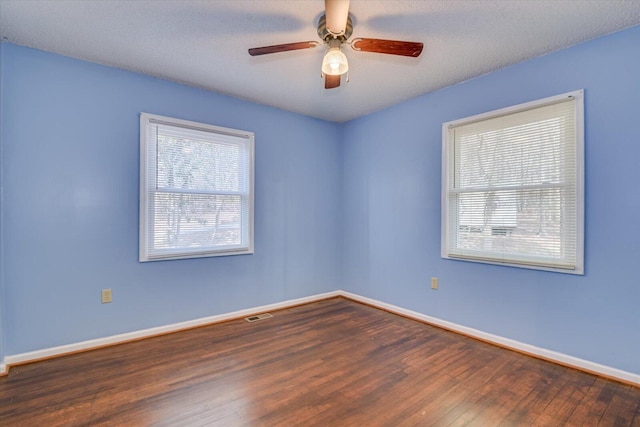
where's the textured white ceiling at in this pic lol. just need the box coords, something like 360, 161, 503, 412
1, 0, 640, 122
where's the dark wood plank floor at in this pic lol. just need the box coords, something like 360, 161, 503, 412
1, 297, 639, 426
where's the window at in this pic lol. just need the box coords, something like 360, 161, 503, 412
140, 113, 254, 262
441, 90, 584, 274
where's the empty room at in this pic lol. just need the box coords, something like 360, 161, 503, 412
1, 0, 639, 425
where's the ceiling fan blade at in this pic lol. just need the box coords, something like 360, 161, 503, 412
325, 0, 350, 36
351, 38, 423, 57
325, 74, 341, 89
248, 41, 319, 56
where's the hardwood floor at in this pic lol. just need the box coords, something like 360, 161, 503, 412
1, 297, 638, 426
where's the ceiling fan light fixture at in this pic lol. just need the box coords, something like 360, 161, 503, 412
248, 0, 424, 89
322, 47, 349, 76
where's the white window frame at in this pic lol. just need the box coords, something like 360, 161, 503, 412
441, 90, 584, 274
140, 113, 254, 262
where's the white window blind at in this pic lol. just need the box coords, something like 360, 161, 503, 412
140, 113, 254, 261
442, 90, 584, 274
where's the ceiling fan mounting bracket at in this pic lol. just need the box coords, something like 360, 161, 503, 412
317, 13, 353, 44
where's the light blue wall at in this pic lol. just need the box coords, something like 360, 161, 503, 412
0, 42, 5, 364
0, 43, 342, 355
342, 25, 640, 375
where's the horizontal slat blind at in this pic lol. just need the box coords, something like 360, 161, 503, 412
446, 96, 578, 270
140, 114, 253, 261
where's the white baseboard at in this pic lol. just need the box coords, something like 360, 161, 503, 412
3, 289, 639, 387
340, 291, 640, 387
4, 290, 341, 368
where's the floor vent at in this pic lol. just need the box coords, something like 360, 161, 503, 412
244, 313, 273, 323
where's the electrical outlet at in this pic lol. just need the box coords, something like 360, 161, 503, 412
431, 277, 438, 290
101, 289, 112, 304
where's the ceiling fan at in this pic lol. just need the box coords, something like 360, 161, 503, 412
248, 0, 423, 89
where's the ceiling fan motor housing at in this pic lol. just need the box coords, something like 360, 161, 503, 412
317, 14, 353, 42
